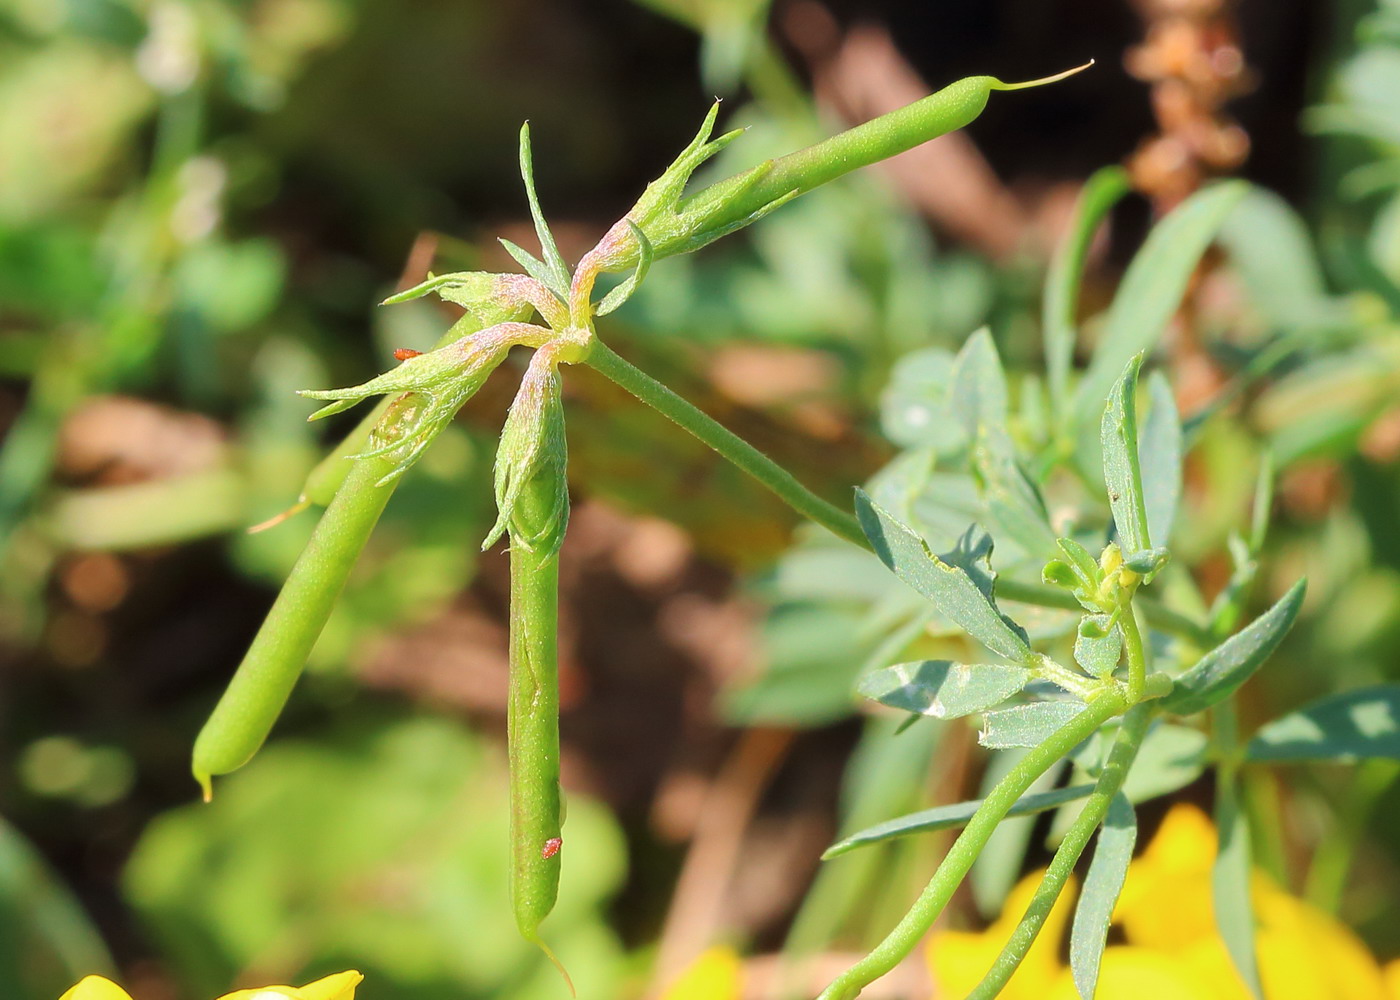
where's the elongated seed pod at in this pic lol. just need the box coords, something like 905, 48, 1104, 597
509, 509, 564, 952
599, 65, 1092, 272
192, 450, 397, 798
497, 348, 572, 988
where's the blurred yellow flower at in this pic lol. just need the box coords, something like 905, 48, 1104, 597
59, 971, 363, 1000
660, 946, 744, 1000
59, 978, 134, 1000
929, 804, 1400, 999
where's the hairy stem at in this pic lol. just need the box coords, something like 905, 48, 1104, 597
965, 705, 1151, 999
816, 689, 1128, 1000
1119, 601, 1148, 706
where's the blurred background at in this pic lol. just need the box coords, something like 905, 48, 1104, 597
2, 0, 1400, 998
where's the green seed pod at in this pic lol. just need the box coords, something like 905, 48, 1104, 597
491, 344, 573, 986
591, 66, 1091, 274
192, 445, 399, 799
508, 513, 567, 975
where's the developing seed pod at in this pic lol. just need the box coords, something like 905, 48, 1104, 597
589, 66, 1092, 276
192, 443, 401, 799
494, 345, 572, 988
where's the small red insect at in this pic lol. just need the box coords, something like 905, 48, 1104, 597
540, 837, 562, 860
393, 348, 423, 361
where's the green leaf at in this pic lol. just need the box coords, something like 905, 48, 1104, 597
974, 443, 1058, 562
980, 701, 1086, 749
858, 660, 1031, 719
1246, 685, 1400, 762
949, 327, 1009, 447
1214, 771, 1263, 998
949, 326, 1052, 564
1074, 615, 1122, 678
499, 238, 568, 301
1162, 580, 1306, 716
1218, 185, 1337, 331
516, 122, 571, 297
1122, 546, 1170, 577
1054, 538, 1103, 599
821, 784, 1094, 859
1122, 723, 1207, 802
1070, 792, 1136, 1000
0, 815, 114, 991
1101, 355, 1153, 557
1248, 453, 1274, 556
1045, 166, 1132, 423
1075, 182, 1247, 426
1043, 561, 1079, 588
878, 348, 964, 452
1140, 372, 1182, 548
855, 489, 1034, 664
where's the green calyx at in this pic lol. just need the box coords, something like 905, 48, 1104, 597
485, 344, 571, 559
597, 100, 798, 269
298, 322, 553, 485
382, 270, 569, 329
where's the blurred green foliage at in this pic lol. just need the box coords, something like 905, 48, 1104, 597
126, 717, 630, 1000
4, 0, 1400, 998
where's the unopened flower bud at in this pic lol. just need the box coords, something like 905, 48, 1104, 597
484, 343, 570, 558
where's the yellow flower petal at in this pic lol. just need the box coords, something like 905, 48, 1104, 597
929, 871, 1078, 1000
217, 972, 361, 1000
1383, 958, 1400, 1000
1115, 803, 1218, 951
293, 972, 363, 1000
59, 977, 135, 1000
1177, 937, 1252, 1000
1046, 946, 1210, 1000
930, 801, 1395, 1000
660, 947, 743, 1000
1254, 882, 1386, 1000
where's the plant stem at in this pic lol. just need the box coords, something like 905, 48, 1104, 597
965, 705, 1151, 999
1119, 601, 1148, 706
816, 688, 1128, 1000
587, 342, 1217, 649
583, 340, 865, 546
1000, 578, 1212, 648
1211, 701, 1264, 998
